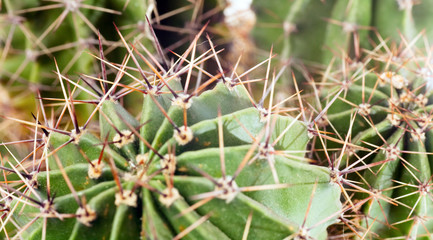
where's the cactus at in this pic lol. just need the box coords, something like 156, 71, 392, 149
1, 0, 153, 82
0, 0, 154, 129
0, 27, 342, 239
218, 0, 433, 69
313, 32, 433, 239
5, 1, 433, 239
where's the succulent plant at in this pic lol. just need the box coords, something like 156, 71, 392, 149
0, 26, 342, 240
1, 0, 153, 83
6, 1, 433, 239
313, 32, 433, 239
224, 0, 433, 68
0, 0, 157, 137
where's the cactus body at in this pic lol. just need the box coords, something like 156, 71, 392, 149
318, 36, 433, 239
4, 29, 342, 239
0, 0, 151, 94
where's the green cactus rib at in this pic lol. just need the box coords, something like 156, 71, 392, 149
321, 0, 372, 64
373, 0, 433, 43
245, 0, 433, 67
320, 45, 433, 237
252, 0, 336, 63
10, 72, 342, 240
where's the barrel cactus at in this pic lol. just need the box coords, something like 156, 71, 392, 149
1, 27, 342, 239
0, 0, 156, 135
315, 33, 433, 239
0, 0, 153, 84
223, 0, 433, 68
6, 1, 433, 239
